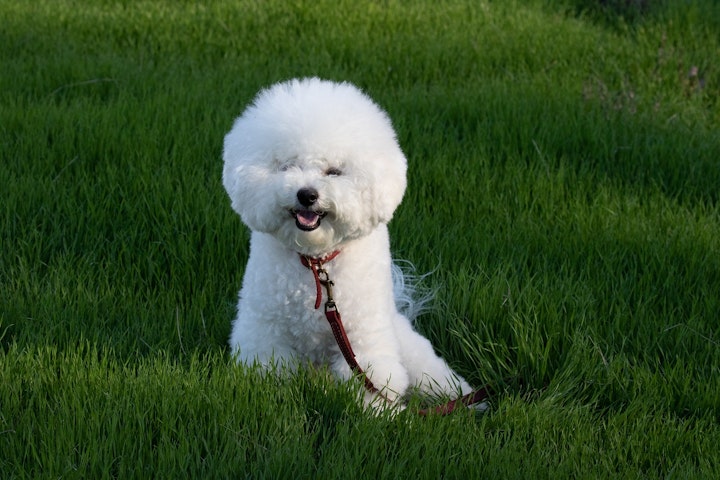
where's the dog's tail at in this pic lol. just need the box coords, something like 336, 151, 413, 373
391, 260, 436, 322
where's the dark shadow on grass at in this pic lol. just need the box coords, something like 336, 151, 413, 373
396, 81, 720, 206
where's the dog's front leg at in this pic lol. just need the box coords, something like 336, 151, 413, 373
328, 328, 411, 409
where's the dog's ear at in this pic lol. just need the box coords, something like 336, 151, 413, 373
221, 162, 245, 216
222, 126, 247, 216
372, 150, 407, 224
222, 121, 269, 223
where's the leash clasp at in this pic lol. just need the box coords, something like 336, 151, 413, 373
317, 268, 337, 310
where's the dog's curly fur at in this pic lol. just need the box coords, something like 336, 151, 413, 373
222, 78, 472, 408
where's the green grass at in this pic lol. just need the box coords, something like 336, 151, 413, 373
2, 0, 719, 477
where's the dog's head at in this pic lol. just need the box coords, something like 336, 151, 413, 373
222, 78, 407, 256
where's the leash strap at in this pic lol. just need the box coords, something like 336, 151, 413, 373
300, 253, 493, 414
417, 384, 494, 416
325, 307, 381, 394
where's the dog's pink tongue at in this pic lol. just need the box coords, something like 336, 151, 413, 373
296, 210, 319, 227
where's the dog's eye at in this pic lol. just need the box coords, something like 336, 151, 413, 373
324, 167, 342, 177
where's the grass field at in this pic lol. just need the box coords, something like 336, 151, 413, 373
2, 0, 719, 477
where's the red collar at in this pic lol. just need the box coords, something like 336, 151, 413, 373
299, 250, 341, 269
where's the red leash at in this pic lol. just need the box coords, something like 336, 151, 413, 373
300, 253, 493, 415
300, 253, 382, 395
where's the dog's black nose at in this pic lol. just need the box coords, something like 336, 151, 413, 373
297, 187, 319, 207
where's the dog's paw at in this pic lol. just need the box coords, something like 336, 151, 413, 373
469, 401, 489, 413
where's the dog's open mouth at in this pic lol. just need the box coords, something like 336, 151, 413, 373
291, 209, 327, 231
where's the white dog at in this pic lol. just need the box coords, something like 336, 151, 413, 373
222, 78, 473, 409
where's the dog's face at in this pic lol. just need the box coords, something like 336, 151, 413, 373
222, 78, 407, 256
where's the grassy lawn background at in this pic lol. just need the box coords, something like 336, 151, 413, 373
2, 0, 719, 477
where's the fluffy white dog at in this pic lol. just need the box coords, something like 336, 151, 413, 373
222, 78, 473, 408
